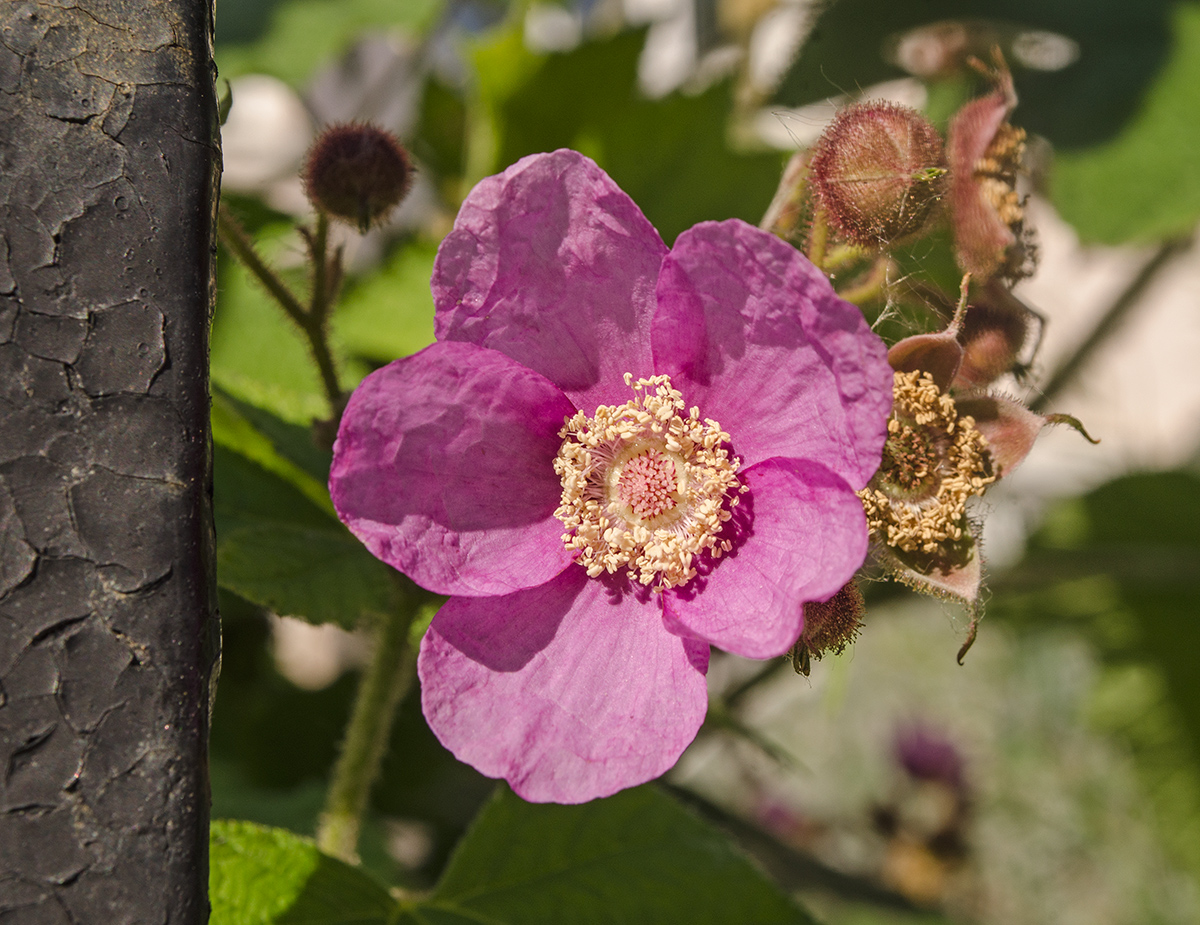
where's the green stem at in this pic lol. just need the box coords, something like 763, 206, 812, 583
303, 213, 346, 417
316, 599, 425, 863
807, 207, 829, 270
836, 255, 892, 306
309, 212, 332, 320
217, 203, 308, 327
218, 202, 345, 418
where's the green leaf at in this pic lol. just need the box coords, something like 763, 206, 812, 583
407, 785, 818, 925
210, 820, 398, 925
215, 0, 443, 84
476, 28, 784, 244
214, 446, 400, 628
1051, 3, 1200, 243
214, 445, 337, 535
212, 389, 334, 513
212, 234, 330, 424
331, 240, 438, 365
218, 524, 400, 628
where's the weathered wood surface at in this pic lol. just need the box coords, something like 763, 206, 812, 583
0, 1, 220, 921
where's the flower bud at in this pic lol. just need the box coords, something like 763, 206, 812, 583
302, 122, 413, 231
809, 102, 947, 248
894, 725, 967, 793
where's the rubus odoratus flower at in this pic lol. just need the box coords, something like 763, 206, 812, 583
861, 284, 1094, 659
947, 53, 1036, 283
330, 150, 894, 802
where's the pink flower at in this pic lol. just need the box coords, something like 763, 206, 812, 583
330, 150, 893, 803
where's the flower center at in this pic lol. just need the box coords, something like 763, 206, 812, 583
859, 371, 995, 554
553, 374, 744, 590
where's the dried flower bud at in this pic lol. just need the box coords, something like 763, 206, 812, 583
860, 369, 994, 607
303, 122, 413, 231
954, 395, 1097, 476
947, 54, 1035, 281
809, 101, 947, 248
952, 282, 1040, 390
792, 581, 865, 675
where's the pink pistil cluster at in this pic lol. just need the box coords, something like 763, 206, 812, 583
618, 452, 677, 520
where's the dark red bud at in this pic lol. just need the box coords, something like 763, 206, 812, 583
809, 102, 947, 248
793, 581, 865, 675
952, 282, 1040, 390
303, 122, 413, 232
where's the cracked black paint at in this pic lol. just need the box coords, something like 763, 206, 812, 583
0, 0, 219, 922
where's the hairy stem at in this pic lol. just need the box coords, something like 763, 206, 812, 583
218, 203, 345, 418
807, 207, 829, 269
217, 203, 308, 326
316, 598, 427, 863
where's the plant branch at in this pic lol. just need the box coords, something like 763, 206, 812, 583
218, 202, 345, 418
316, 596, 430, 863
217, 202, 308, 327
1032, 236, 1192, 412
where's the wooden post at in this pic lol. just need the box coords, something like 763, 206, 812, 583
0, 1, 219, 921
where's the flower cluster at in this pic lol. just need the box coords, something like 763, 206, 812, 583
331, 150, 893, 803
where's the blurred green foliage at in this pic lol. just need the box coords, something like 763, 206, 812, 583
992, 471, 1200, 877
209, 0, 1200, 921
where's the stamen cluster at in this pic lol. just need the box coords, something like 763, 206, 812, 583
553, 374, 744, 589
859, 371, 995, 554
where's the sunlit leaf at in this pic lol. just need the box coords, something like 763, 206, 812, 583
210, 820, 397, 925
215, 0, 443, 84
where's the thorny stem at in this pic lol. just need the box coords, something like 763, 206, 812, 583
1032, 236, 1192, 412
217, 202, 346, 419
298, 212, 346, 416
316, 596, 430, 863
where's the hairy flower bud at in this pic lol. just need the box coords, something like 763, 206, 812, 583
303, 122, 413, 231
809, 102, 947, 248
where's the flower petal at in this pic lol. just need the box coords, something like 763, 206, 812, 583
663, 457, 869, 659
419, 568, 710, 804
433, 150, 668, 411
653, 219, 892, 488
330, 341, 576, 596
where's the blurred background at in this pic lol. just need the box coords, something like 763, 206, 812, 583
209, 1, 1200, 921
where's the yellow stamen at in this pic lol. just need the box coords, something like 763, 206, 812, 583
859, 371, 995, 554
